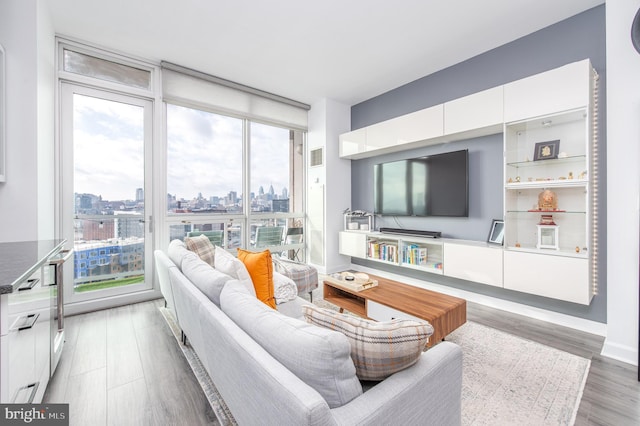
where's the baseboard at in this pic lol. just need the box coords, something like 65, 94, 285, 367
350, 263, 608, 338
64, 289, 163, 316
601, 340, 639, 366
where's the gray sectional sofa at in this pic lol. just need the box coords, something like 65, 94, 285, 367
154, 242, 463, 426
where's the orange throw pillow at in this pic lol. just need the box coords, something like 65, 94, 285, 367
237, 249, 276, 309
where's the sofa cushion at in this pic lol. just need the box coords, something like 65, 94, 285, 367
185, 234, 216, 267
303, 304, 434, 381
214, 246, 256, 296
167, 239, 189, 270
220, 282, 362, 408
237, 249, 276, 309
181, 252, 233, 306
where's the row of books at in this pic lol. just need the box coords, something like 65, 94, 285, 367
367, 241, 398, 263
402, 244, 428, 266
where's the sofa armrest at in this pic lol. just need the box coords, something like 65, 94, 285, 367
330, 341, 462, 426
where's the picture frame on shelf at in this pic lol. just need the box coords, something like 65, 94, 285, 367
533, 139, 560, 161
487, 219, 504, 245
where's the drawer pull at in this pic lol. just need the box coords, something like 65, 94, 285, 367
12, 382, 39, 404
48, 249, 73, 265
13, 313, 40, 331
17, 278, 39, 291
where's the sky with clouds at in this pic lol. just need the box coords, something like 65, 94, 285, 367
73, 96, 290, 202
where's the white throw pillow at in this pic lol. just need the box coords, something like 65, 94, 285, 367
303, 304, 434, 381
214, 246, 255, 296
273, 271, 298, 304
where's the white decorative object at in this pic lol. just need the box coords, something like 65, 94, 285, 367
537, 225, 559, 250
344, 211, 373, 231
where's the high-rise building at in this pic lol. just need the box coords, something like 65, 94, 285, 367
136, 188, 144, 201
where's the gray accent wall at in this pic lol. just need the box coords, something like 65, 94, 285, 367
352, 134, 503, 241
348, 5, 607, 323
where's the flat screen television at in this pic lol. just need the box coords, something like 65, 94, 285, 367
373, 149, 469, 217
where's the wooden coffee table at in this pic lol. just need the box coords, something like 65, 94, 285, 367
323, 274, 466, 347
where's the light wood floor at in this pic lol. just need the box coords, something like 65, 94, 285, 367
43, 299, 217, 426
44, 294, 640, 426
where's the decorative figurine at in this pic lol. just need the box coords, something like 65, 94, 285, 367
515, 242, 521, 248
508, 177, 513, 183
575, 246, 580, 253
515, 176, 521, 183
568, 171, 574, 180
538, 189, 558, 211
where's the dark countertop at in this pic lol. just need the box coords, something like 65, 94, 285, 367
0, 240, 67, 294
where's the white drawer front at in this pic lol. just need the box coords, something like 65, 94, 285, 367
367, 300, 423, 323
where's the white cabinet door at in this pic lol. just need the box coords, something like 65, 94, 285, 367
444, 86, 503, 135
339, 127, 366, 158
338, 231, 367, 259
503, 250, 591, 304
5, 312, 36, 403
365, 119, 397, 153
444, 243, 503, 287
395, 104, 444, 144
504, 59, 592, 122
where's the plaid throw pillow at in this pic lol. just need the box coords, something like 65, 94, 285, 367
184, 234, 215, 267
303, 304, 434, 381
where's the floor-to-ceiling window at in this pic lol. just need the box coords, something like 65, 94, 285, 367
165, 104, 246, 250
57, 41, 308, 312
58, 43, 156, 309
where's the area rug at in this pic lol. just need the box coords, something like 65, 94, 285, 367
447, 321, 590, 426
160, 303, 589, 426
159, 307, 237, 426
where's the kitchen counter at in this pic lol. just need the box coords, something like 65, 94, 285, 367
0, 240, 66, 294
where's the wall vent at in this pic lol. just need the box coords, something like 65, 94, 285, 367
310, 148, 323, 167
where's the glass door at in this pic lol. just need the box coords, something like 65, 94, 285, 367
60, 83, 153, 305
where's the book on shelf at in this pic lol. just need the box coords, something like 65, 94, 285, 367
368, 240, 398, 263
402, 244, 428, 266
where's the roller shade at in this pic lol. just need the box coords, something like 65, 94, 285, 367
162, 63, 309, 130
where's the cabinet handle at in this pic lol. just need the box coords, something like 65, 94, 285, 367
17, 278, 39, 291
48, 249, 73, 266
12, 382, 39, 404
13, 313, 40, 331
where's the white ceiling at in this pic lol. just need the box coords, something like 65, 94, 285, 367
47, 0, 604, 106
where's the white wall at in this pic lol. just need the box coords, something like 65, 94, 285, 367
0, 0, 55, 243
0, 0, 39, 242
307, 98, 352, 274
603, 0, 640, 365
37, 0, 55, 240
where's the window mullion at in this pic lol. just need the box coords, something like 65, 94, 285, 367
243, 118, 251, 249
